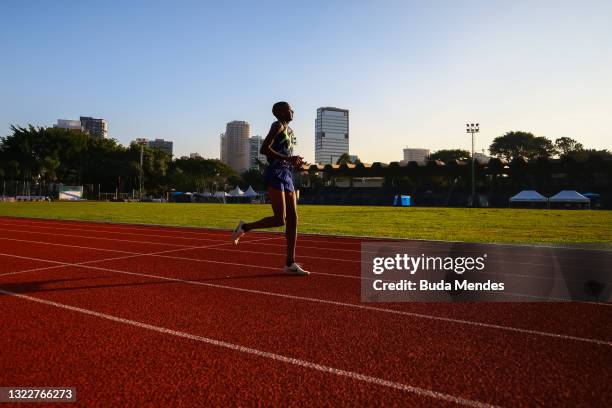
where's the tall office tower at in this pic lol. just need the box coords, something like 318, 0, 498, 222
224, 121, 250, 172
402, 148, 430, 164
148, 138, 174, 156
54, 119, 82, 131
248, 135, 266, 170
220, 133, 227, 163
79, 116, 108, 140
315, 107, 349, 164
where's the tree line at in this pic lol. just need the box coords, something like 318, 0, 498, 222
429, 131, 609, 163
1, 126, 608, 197
0, 125, 238, 196
333, 131, 609, 165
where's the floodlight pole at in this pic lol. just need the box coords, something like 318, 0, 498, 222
466, 123, 480, 207
139, 142, 145, 199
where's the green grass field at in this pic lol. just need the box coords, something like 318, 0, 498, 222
0, 202, 610, 247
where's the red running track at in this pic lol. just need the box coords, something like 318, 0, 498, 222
0, 216, 611, 407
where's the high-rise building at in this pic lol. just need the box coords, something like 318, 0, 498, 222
315, 107, 349, 164
54, 117, 107, 139
54, 119, 82, 131
402, 148, 430, 164
147, 138, 173, 156
130, 138, 173, 156
222, 121, 250, 172
220, 133, 227, 163
80, 116, 108, 140
249, 135, 266, 170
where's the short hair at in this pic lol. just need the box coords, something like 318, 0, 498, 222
272, 101, 290, 118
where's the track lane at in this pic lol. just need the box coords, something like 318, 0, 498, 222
0, 290, 467, 408
1, 264, 611, 406
2, 237, 611, 342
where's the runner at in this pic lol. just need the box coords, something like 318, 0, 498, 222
232, 101, 309, 275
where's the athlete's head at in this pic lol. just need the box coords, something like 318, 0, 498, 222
272, 101, 293, 122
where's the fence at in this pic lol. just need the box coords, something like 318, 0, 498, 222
0, 180, 129, 201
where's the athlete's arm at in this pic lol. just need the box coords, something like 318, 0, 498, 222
260, 122, 291, 161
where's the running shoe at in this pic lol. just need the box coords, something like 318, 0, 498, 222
232, 220, 246, 245
284, 262, 310, 276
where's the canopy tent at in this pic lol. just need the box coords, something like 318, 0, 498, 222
549, 190, 589, 203
509, 190, 547, 202
213, 191, 228, 197
581, 192, 600, 200
243, 186, 258, 197
192, 192, 211, 197
228, 186, 244, 197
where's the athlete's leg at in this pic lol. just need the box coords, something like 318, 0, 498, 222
242, 186, 286, 231
284, 190, 298, 266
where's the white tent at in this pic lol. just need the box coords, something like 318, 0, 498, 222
213, 191, 228, 197
509, 190, 548, 202
229, 186, 244, 196
549, 190, 590, 203
201, 191, 212, 197
243, 186, 258, 197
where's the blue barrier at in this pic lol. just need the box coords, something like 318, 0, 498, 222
393, 195, 411, 206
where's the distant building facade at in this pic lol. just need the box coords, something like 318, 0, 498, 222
54, 119, 82, 131
147, 139, 173, 156
220, 133, 227, 163
54, 116, 108, 139
402, 148, 430, 164
79, 116, 108, 140
130, 138, 173, 156
249, 135, 266, 170
222, 121, 250, 172
315, 107, 349, 164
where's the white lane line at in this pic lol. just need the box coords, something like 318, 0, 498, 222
3, 216, 610, 253
0, 226, 197, 248
0, 221, 231, 243
0, 233, 360, 279
0, 235, 607, 284
0, 252, 610, 346
2, 219, 609, 263
0, 223, 608, 270
0, 264, 66, 277
0, 218, 247, 240
3, 248, 600, 303
1, 227, 605, 276
0, 288, 498, 408
0, 237, 138, 254
0, 237, 281, 278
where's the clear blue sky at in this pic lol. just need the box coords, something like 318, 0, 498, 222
1, 0, 611, 162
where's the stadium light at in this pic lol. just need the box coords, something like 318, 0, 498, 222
466, 123, 480, 207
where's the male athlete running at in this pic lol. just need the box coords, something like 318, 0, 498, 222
232, 101, 309, 275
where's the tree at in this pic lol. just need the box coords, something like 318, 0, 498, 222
336, 153, 353, 165
531, 136, 556, 160
428, 149, 471, 163
240, 168, 264, 190
554, 137, 584, 157
564, 148, 612, 162
167, 157, 236, 192
489, 131, 555, 161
